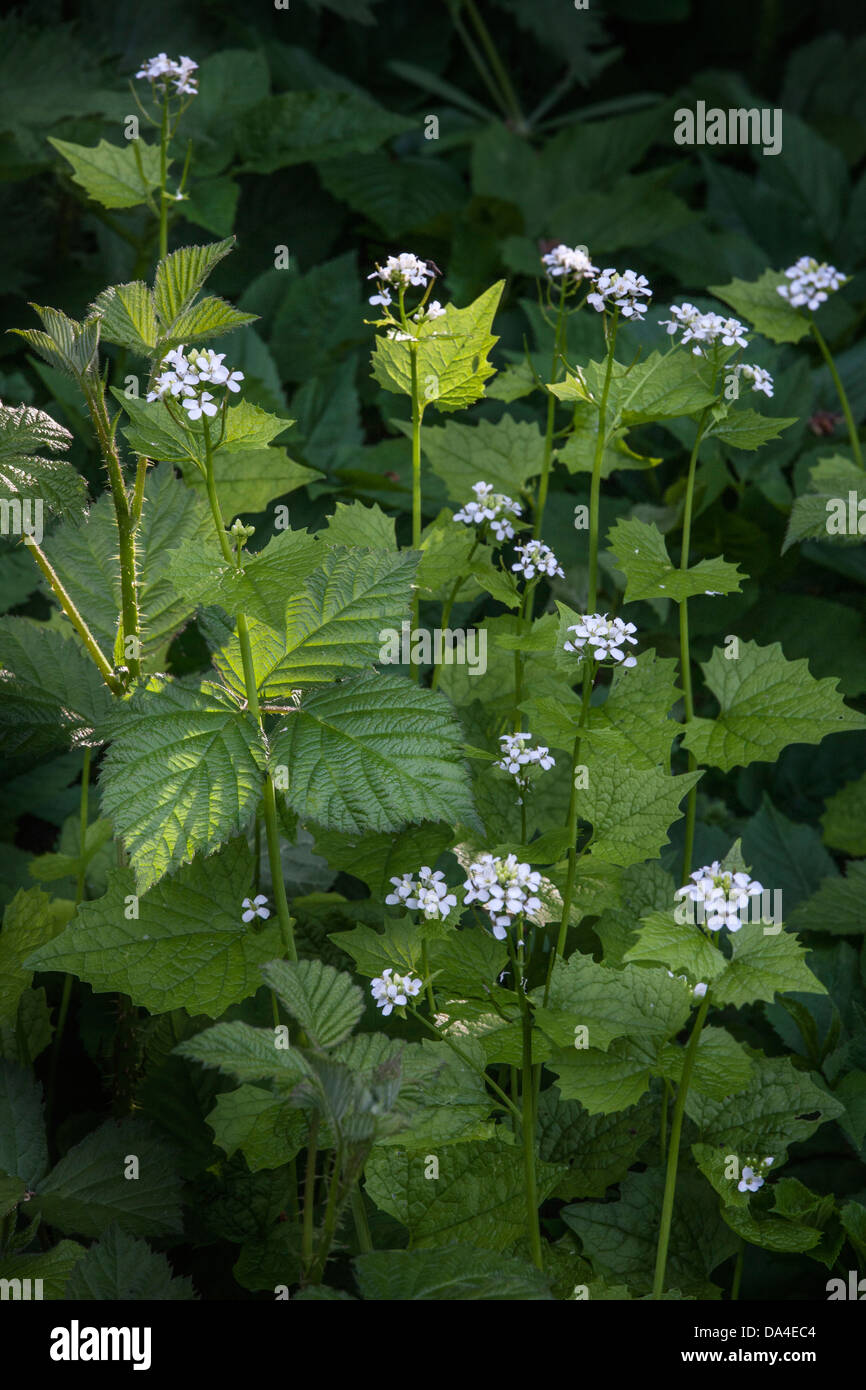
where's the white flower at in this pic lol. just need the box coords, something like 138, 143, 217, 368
667, 970, 708, 1001
564, 613, 638, 667
367, 253, 434, 308
511, 539, 564, 582
777, 256, 848, 312
182, 391, 218, 420
463, 853, 544, 940
385, 866, 455, 920
675, 861, 763, 932
241, 895, 270, 923
413, 300, 447, 323
660, 304, 749, 355
453, 481, 522, 542
693, 981, 708, 998
371, 967, 423, 1016
737, 1156, 774, 1194
497, 732, 555, 776
541, 244, 599, 284
135, 53, 198, 95
588, 267, 652, 321
740, 363, 774, 397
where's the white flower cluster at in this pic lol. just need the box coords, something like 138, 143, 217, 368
588, 268, 652, 321
739, 363, 774, 398
660, 303, 749, 354
147, 346, 244, 420
564, 613, 638, 668
371, 968, 423, 1017
541, 244, 599, 284
497, 733, 555, 777
241, 895, 269, 923
463, 853, 543, 940
675, 862, 763, 932
453, 481, 522, 542
368, 252, 434, 307
511, 539, 564, 581
777, 257, 848, 312
385, 866, 457, 921
738, 1156, 774, 1194
413, 301, 446, 322
135, 54, 199, 96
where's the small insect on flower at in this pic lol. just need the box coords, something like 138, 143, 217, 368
511, 539, 565, 582
564, 613, 638, 668
675, 862, 763, 932
453, 481, 522, 542
371, 968, 424, 1017
241, 895, 270, 923
776, 256, 849, 312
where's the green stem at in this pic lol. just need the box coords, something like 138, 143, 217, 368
511, 936, 543, 1270
534, 284, 568, 539
409, 1004, 521, 1122
660, 1078, 670, 1161
301, 1116, 320, 1275
431, 539, 479, 690
810, 318, 863, 469
310, 1148, 343, 1283
85, 386, 141, 679
202, 418, 297, 962
28, 541, 121, 692
351, 1187, 373, 1254
409, 341, 423, 669
461, 0, 524, 126
678, 410, 710, 884
652, 991, 711, 1299
587, 314, 618, 612
46, 747, 91, 1122
159, 92, 169, 260
544, 666, 593, 1002
421, 940, 436, 1015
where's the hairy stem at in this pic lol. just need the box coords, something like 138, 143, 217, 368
85, 385, 141, 679
28, 541, 121, 693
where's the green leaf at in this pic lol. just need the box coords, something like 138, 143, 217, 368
182, 447, 317, 519
237, 91, 413, 174
0, 1060, 48, 1185
707, 407, 797, 452
553, 350, 717, 425
206, 1085, 305, 1173
119, 393, 292, 469
91, 281, 159, 355
167, 527, 323, 629
534, 952, 691, 1052
25, 840, 286, 1018
13, 304, 99, 380
353, 1247, 553, 1300
261, 959, 363, 1050
43, 462, 213, 665
686, 1055, 844, 1152
33, 1119, 183, 1238
536, 1087, 656, 1199
657, 1026, 754, 1100
269, 671, 475, 835
543, 1036, 659, 1114
0, 401, 82, 519
710, 922, 828, 1008
98, 679, 266, 892
821, 770, 866, 856
152, 238, 235, 328
0, 618, 114, 757
784, 456, 866, 552
418, 414, 543, 503
49, 137, 162, 209
0, 888, 71, 1024
321, 500, 396, 550
313, 822, 453, 897
789, 861, 866, 939
681, 640, 866, 771
65, 1226, 196, 1300
218, 548, 418, 695
165, 294, 257, 346
0, 1241, 85, 1300
330, 916, 425, 979
579, 749, 702, 868
585, 650, 682, 770
607, 516, 745, 604
318, 152, 465, 235
371, 282, 503, 413
176, 1021, 309, 1087
623, 910, 727, 982
708, 269, 812, 344
364, 1139, 564, 1250
562, 1167, 739, 1297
